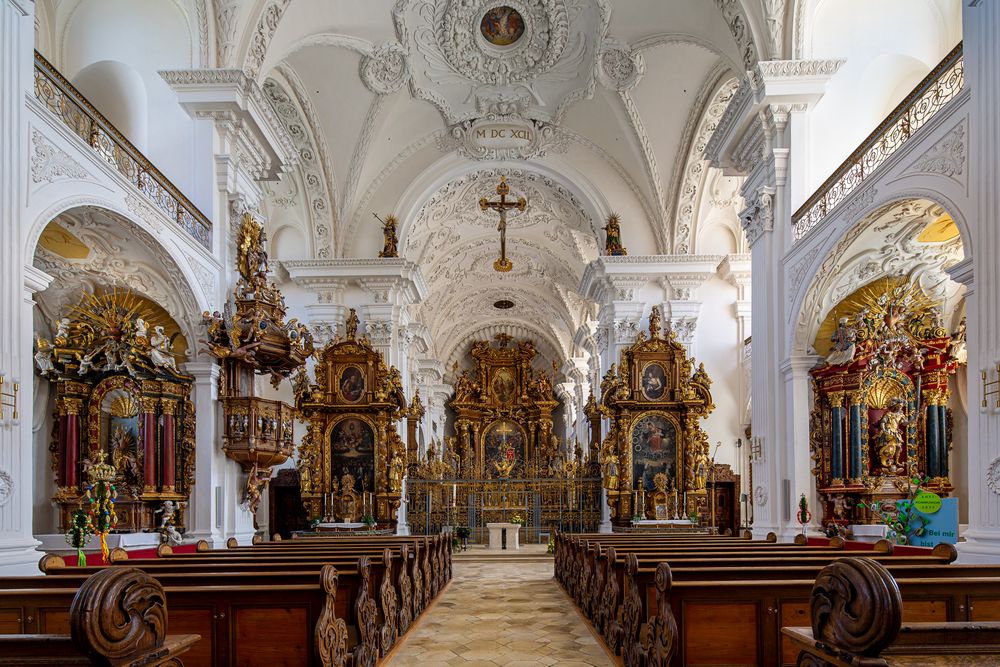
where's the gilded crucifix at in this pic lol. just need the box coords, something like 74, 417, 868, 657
479, 176, 527, 272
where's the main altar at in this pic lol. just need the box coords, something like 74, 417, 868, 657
407, 334, 602, 539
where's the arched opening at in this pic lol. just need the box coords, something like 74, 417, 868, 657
29, 205, 204, 537
794, 197, 969, 534
71, 60, 149, 151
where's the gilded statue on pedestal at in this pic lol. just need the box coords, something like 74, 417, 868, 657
875, 400, 906, 472
345, 308, 359, 339
602, 451, 620, 491
376, 214, 399, 258
603, 213, 627, 256
825, 317, 857, 366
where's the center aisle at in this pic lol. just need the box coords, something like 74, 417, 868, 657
385, 546, 614, 667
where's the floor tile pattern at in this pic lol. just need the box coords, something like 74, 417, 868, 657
384, 554, 613, 666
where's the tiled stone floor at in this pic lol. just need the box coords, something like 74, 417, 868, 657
384, 554, 614, 666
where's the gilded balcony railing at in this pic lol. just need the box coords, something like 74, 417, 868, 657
792, 42, 964, 241
32, 51, 212, 250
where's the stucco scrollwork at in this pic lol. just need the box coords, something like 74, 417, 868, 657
361, 42, 410, 95
988, 458, 1000, 496
906, 122, 967, 182
31, 130, 88, 184
0, 471, 12, 507
597, 38, 643, 91
754, 485, 767, 507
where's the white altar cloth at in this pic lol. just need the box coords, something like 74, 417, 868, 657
486, 522, 521, 550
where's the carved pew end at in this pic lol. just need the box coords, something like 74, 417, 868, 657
765, 532, 778, 543
39, 553, 66, 573
932, 542, 958, 562
109, 547, 128, 562
272, 533, 283, 541
873, 538, 895, 554
226, 537, 239, 549
156, 543, 173, 557
196, 539, 210, 552
794, 534, 808, 546
252, 534, 263, 545
828, 536, 845, 549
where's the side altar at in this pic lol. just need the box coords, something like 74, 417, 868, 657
586, 308, 720, 527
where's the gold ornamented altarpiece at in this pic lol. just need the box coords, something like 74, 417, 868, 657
809, 278, 962, 529
586, 308, 715, 525
406, 334, 602, 538
448, 334, 560, 477
35, 289, 195, 532
294, 311, 414, 526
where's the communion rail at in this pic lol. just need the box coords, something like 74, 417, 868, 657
32, 50, 212, 250
792, 42, 964, 241
407, 477, 603, 540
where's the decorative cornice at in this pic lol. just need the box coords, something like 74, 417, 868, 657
283, 258, 428, 304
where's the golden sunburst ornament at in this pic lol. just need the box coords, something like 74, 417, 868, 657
70, 288, 156, 339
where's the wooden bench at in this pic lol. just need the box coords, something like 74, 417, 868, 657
782, 557, 1000, 666
0, 567, 198, 666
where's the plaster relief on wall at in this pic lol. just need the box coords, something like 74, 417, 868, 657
31, 130, 88, 184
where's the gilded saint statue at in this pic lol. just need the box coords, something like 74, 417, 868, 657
602, 451, 620, 491
237, 212, 269, 288
875, 400, 906, 472
603, 213, 627, 256
375, 213, 399, 258
345, 308, 359, 339
649, 306, 662, 338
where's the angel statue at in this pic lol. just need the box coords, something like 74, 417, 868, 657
825, 317, 857, 367
376, 214, 399, 258
149, 326, 178, 371
603, 213, 628, 256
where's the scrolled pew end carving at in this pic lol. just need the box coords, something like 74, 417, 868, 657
196, 539, 210, 552
810, 557, 901, 658
226, 537, 238, 549
70, 567, 169, 664
156, 543, 173, 557
647, 562, 678, 667
316, 565, 349, 667
794, 533, 808, 545
828, 536, 845, 549
109, 547, 128, 562
766, 532, 778, 542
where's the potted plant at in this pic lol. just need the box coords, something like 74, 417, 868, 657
361, 513, 376, 530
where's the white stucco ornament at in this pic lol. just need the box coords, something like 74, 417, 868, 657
0, 471, 12, 507
987, 457, 1000, 496
754, 485, 768, 507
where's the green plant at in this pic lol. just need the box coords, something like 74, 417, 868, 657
65, 508, 92, 566
455, 526, 470, 540
547, 535, 555, 554
310, 517, 321, 529
858, 476, 931, 545
631, 514, 644, 523
361, 513, 375, 528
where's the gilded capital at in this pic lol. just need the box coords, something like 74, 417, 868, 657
828, 391, 845, 408
160, 399, 177, 415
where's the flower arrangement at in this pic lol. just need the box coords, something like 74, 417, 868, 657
797, 494, 812, 532
361, 513, 376, 528
509, 513, 524, 526
547, 535, 555, 554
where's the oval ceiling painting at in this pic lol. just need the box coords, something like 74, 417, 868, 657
481, 6, 525, 46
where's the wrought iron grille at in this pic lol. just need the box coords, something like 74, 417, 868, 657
33, 51, 212, 250
406, 477, 603, 543
792, 43, 964, 241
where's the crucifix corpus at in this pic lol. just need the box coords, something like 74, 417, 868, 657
479, 176, 527, 272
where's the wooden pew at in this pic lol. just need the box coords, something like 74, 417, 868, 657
1, 564, 360, 666
782, 557, 1000, 666
0, 566, 198, 666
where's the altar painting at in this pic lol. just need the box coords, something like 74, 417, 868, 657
328, 416, 374, 494
631, 413, 677, 492
483, 419, 526, 476
338, 365, 365, 403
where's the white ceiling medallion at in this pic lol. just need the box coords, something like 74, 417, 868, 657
597, 38, 643, 91
393, 0, 610, 124
987, 457, 1000, 496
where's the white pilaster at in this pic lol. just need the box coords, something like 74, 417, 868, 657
958, 0, 1000, 562
183, 361, 227, 548
0, 0, 38, 576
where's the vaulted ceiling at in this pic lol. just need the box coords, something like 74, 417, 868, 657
252, 0, 755, 365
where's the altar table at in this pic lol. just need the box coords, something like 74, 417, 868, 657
486, 522, 520, 550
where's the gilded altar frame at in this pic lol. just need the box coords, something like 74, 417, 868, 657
586, 308, 715, 525
448, 334, 560, 478
294, 318, 415, 525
